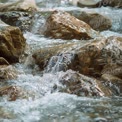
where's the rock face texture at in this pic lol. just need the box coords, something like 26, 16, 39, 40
68, 36, 122, 77
0, 65, 18, 80
59, 70, 111, 97
77, 12, 112, 31
0, 11, 33, 31
0, 85, 34, 101
44, 11, 99, 40
0, 0, 38, 12
32, 43, 73, 71
0, 21, 26, 63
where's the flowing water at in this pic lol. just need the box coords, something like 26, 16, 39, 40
0, 0, 122, 122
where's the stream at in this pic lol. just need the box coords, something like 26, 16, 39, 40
0, 0, 122, 122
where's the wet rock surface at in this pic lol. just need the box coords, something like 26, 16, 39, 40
58, 70, 112, 97
0, 11, 33, 31
0, 20, 26, 63
0, 0, 38, 12
32, 43, 73, 70
67, 36, 122, 77
76, 11, 112, 31
0, 85, 29, 101
0, 65, 18, 80
43, 11, 99, 40
32, 36, 122, 96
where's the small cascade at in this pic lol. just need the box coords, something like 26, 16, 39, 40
45, 53, 74, 73
31, 13, 46, 34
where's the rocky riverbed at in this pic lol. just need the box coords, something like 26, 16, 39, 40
0, 0, 122, 122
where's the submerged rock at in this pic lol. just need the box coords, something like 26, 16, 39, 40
0, 65, 18, 80
0, 20, 26, 63
77, 11, 112, 31
0, 85, 28, 101
0, 0, 38, 12
59, 70, 112, 97
43, 11, 99, 40
0, 107, 16, 119
0, 11, 33, 31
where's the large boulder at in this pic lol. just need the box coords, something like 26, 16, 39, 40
43, 11, 99, 40
67, 36, 122, 77
76, 11, 112, 31
0, 20, 26, 63
0, 0, 38, 12
0, 11, 33, 31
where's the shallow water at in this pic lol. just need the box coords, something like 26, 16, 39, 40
0, 0, 122, 122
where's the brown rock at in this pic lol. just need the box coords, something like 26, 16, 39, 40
32, 43, 73, 71
0, 86, 21, 101
0, 20, 26, 63
101, 74, 122, 94
59, 70, 112, 96
77, 11, 112, 31
0, 85, 28, 101
0, 0, 38, 12
68, 36, 122, 78
43, 11, 99, 40
0, 65, 18, 80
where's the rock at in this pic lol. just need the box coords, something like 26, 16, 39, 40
0, 20, 26, 63
0, 0, 38, 12
77, 0, 101, 8
32, 43, 73, 71
77, 11, 112, 31
0, 57, 9, 65
0, 85, 28, 101
0, 11, 33, 31
101, 74, 122, 94
0, 107, 16, 119
99, 0, 122, 8
33, 47, 59, 70
68, 36, 122, 78
0, 65, 18, 80
58, 70, 112, 96
43, 11, 99, 40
